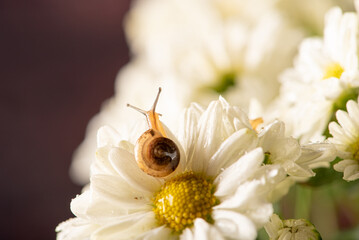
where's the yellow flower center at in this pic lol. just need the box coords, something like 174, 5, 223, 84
323, 62, 344, 80
349, 141, 359, 161
322, 87, 359, 138
208, 71, 236, 94
152, 171, 219, 233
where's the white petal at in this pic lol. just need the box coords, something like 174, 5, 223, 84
70, 190, 92, 218
324, 7, 342, 60
70, 181, 149, 221
343, 164, 359, 181
91, 174, 151, 210
218, 96, 252, 134
215, 180, 261, 209
180, 228, 194, 240
207, 128, 258, 176
284, 162, 314, 178
213, 210, 257, 240
258, 121, 301, 165
336, 110, 358, 140
338, 13, 358, 71
191, 218, 224, 240
177, 102, 204, 166
258, 120, 285, 140
190, 98, 252, 173
297, 143, 336, 166
56, 218, 98, 240
92, 211, 156, 240
134, 226, 173, 240
347, 100, 359, 127
192, 100, 222, 173
245, 203, 273, 228
328, 121, 345, 140
345, 172, 359, 181
92, 146, 119, 176
97, 126, 122, 148
109, 147, 163, 193
214, 148, 263, 197
334, 159, 357, 171
270, 137, 301, 165
267, 177, 295, 203
264, 214, 283, 239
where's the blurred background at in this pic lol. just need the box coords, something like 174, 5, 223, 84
0, 1, 131, 239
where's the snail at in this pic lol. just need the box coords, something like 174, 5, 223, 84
127, 87, 180, 177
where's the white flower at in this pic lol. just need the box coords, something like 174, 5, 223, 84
173, 11, 301, 112
58, 97, 286, 240
126, 0, 302, 110
255, 120, 336, 201
264, 214, 322, 240
329, 97, 359, 181
257, 120, 336, 178
265, 6, 359, 142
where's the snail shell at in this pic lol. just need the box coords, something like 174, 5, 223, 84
127, 87, 180, 177
135, 129, 180, 177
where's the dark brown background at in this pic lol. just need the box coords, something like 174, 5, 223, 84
0, 1, 131, 239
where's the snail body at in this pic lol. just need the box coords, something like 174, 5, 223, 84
127, 88, 180, 177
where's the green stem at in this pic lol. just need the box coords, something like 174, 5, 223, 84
294, 185, 312, 220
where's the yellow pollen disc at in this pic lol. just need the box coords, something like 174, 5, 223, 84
349, 141, 359, 161
152, 171, 219, 233
323, 62, 344, 80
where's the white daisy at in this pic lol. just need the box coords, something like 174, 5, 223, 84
265, 6, 359, 143
257, 120, 336, 178
329, 97, 359, 181
172, 10, 301, 112
58, 97, 286, 240
264, 214, 322, 240
254, 120, 336, 202
126, 0, 302, 110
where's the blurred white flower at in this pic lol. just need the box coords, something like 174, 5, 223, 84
265, 6, 359, 142
329, 97, 359, 181
126, 0, 302, 110
125, 0, 216, 71
58, 98, 286, 240
264, 214, 322, 240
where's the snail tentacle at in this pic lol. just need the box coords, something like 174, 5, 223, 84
127, 88, 180, 177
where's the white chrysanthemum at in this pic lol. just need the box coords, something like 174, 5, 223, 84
58, 98, 286, 240
126, 0, 279, 67
258, 120, 336, 178
265, 6, 359, 142
173, 11, 301, 111
255, 120, 336, 202
329, 98, 359, 181
126, 0, 302, 110
264, 214, 322, 240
